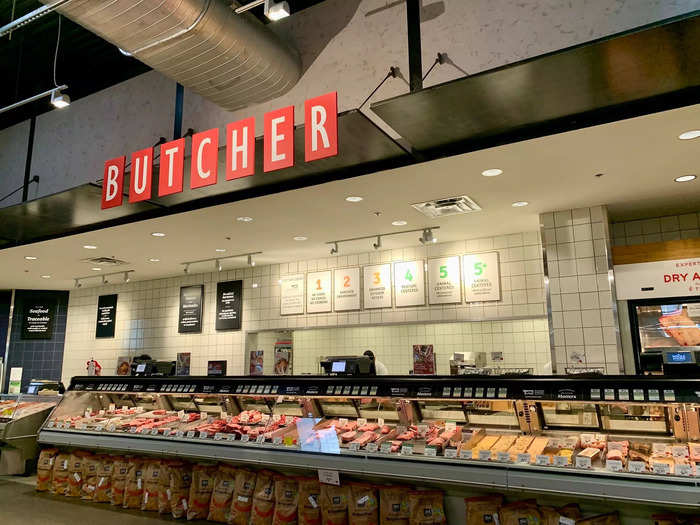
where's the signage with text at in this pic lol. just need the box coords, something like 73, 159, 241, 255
428, 256, 462, 304
394, 260, 426, 307
178, 285, 204, 333
333, 267, 360, 311
96, 294, 118, 338
463, 252, 501, 302
21, 297, 57, 339
280, 274, 305, 315
363, 264, 392, 309
102, 92, 338, 209
307, 271, 332, 313
215, 280, 242, 331
615, 258, 700, 299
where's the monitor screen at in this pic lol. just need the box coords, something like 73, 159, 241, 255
26, 384, 38, 394
136, 363, 147, 373
331, 360, 346, 373
668, 352, 692, 363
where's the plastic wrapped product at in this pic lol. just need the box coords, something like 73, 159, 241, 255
320, 484, 350, 525
110, 457, 130, 505
141, 460, 164, 511
298, 477, 322, 525
208, 464, 238, 523
272, 476, 299, 525
169, 461, 193, 519
158, 461, 172, 514
407, 490, 446, 525
228, 469, 257, 525
186, 463, 217, 520
36, 448, 58, 492
250, 470, 277, 525
93, 455, 114, 503
465, 495, 503, 525
81, 454, 102, 500
67, 451, 91, 497
122, 457, 145, 509
348, 483, 378, 525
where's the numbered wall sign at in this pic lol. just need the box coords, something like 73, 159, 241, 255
280, 274, 305, 315
463, 252, 501, 302
307, 271, 332, 313
363, 264, 392, 309
427, 256, 462, 304
394, 260, 426, 307
333, 267, 361, 311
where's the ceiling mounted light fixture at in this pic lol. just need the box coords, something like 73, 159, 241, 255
24, 256, 37, 260
674, 175, 697, 182
481, 168, 502, 177
216, 259, 222, 272
236, 216, 253, 222
373, 235, 382, 250
151, 232, 166, 237
50, 88, 70, 109
345, 196, 363, 202
124, 272, 131, 283
148, 258, 160, 262
74, 279, 81, 288
512, 201, 529, 207
92, 267, 101, 271
293, 236, 308, 241
102, 275, 108, 285
184, 263, 190, 274
265, 0, 290, 20
247, 254, 256, 267
41, 275, 51, 279
83, 245, 97, 250
678, 130, 700, 140
419, 228, 436, 244
329, 242, 339, 255
392, 220, 407, 226
215, 248, 226, 253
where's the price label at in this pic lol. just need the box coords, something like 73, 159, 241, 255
627, 461, 645, 473
109, 404, 116, 412
283, 436, 295, 446
199, 432, 208, 439
47, 421, 55, 428
121, 406, 128, 412
366, 443, 378, 453
560, 519, 576, 525
186, 431, 196, 438
151, 429, 159, 436
652, 462, 670, 475
517, 454, 531, 464
378, 418, 385, 427
417, 424, 428, 436
173, 430, 183, 438
348, 442, 360, 452
256, 435, 266, 444
273, 414, 282, 422
178, 410, 186, 419
460, 449, 472, 460
140, 427, 150, 434
85, 408, 92, 418
318, 469, 340, 486
357, 418, 367, 427
129, 427, 138, 434
241, 434, 250, 443
380, 442, 392, 454
338, 418, 348, 427
95, 425, 104, 432
214, 433, 224, 441
239, 413, 249, 423
424, 446, 437, 457
221, 411, 228, 420
227, 434, 237, 442
575, 456, 591, 469
107, 425, 116, 432
478, 450, 492, 461
98, 410, 105, 416
199, 413, 207, 420
76, 422, 85, 430
444, 448, 458, 459
672, 446, 688, 458
445, 422, 457, 432
606, 460, 623, 472
497, 451, 511, 463
273, 436, 283, 446
536, 455, 550, 466
554, 456, 569, 467
675, 464, 692, 477
401, 444, 413, 456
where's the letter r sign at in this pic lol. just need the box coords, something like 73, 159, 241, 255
305, 91, 337, 162
101, 156, 125, 209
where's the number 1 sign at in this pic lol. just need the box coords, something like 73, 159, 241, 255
334, 268, 361, 311
307, 271, 332, 313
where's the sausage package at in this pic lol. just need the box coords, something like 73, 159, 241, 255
320, 484, 350, 525
158, 461, 172, 514
141, 460, 164, 511
80, 454, 102, 500
93, 455, 114, 503
67, 451, 91, 497
499, 500, 541, 525
208, 464, 237, 523
169, 461, 193, 519
36, 448, 58, 492
272, 476, 299, 525
465, 495, 503, 525
228, 469, 257, 525
110, 457, 130, 506
348, 483, 378, 525
251, 470, 277, 525
379, 486, 410, 525
298, 477, 322, 525
122, 457, 145, 509
51, 452, 70, 495
187, 463, 217, 520
407, 490, 446, 525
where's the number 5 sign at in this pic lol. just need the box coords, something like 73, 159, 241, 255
463, 252, 501, 302
428, 256, 462, 304
334, 267, 361, 311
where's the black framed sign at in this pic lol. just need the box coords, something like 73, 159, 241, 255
215, 280, 242, 331
21, 296, 57, 339
178, 285, 204, 333
96, 294, 118, 338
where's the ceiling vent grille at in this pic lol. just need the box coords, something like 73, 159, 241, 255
412, 195, 482, 218
82, 257, 129, 266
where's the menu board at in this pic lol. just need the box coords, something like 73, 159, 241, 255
463, 252, 501, 302
307, 271, 332, 313
363, 264, 392, 309
21, 296, 57, 339
427, 256, 462, 304
178, 285, 204, 333
95, 294, 118, 338
394, 260, 426, 307
334, 267, 361, 311
413, 344, 436, 375
280, 274, 305, 315
215, 280, 242, 331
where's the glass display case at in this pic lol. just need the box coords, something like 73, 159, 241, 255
39, 375, 700, 507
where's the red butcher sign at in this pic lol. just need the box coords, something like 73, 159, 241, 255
101, 92, 338, 209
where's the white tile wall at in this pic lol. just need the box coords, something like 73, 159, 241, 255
62, 232, 547, 382
612, 212, 700, 246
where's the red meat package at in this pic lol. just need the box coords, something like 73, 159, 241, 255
298, 477, 322, 525
251, 470, 277, 525
228, 469, 257, 525
187, 463, 218, 520
273, 476, 299, 525
208, 464, 237, 523
36, 448, 58, 492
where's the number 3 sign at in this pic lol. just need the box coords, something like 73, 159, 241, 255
334, 268, 361, 311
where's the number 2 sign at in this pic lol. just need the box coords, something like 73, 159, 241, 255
334, 268, 361, 311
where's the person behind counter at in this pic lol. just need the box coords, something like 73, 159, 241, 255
363, 350, 388, 375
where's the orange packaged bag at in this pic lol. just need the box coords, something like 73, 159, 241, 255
465, 495, 503, 525
298, 477, 321, 525
407, 490, 446, 525
187, 463, 217, 520
228, 469, 257, 525
80, 454, 102, 500
122, 457, 144, 509
320, 484, 350, 525
208, 464, 237, 523
169, 461, 193, 519
158, 461, 172, 514
93, 455, 113, 503
50, 452, 70, 495
348, 483, 378, 525
110, 456, 129, 505
141, 460, 164, 511
273, 476, 299, 525
36, 448, 58, 492
66, 451, 91, 497
251, 470, 277, 525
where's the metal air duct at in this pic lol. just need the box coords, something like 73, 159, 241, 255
42, 0, 302, 110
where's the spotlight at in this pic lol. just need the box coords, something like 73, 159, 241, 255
74, 279, 81, 289
265, 0, 290, 20
102, 275, 108, 285
216, 259, 222, 272
373, 235, 382, 250
50, 89, 70, 109
330, 242, 339, 255
124, 272, 130, 283
247, 254, 255, 267
184, 263, 190, 274
419, 228, 435, 245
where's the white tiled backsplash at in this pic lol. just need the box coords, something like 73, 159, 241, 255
612, 212, 700, 246
62, 232, 547, 382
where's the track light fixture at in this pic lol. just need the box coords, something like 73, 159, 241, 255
74, 279, 81, 289
180, 252, 262, 273
373, 235, 382, 250
102, 275, 108, 285
326, 227, 440, 253
247, 254, 255, 267
330, 242, 339, 255
71, 270, 134, 288
234, 0, 290, 20
50, 88, 70, 109
419, 228, 436, 244
184, 263, 190, 274
216, 259, 222, 272
123, 272, 130, 283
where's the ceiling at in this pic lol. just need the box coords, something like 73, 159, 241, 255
0, 0, 327, 130
0, 102, 697, 290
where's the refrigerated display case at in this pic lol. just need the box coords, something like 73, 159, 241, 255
38, 375, 700, 508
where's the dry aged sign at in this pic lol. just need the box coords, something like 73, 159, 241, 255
394, 260, 426, 307
463, 252, 501, 302
333, 267, 360, 311
307, 271, 332, 313
280, 274, 305, 315
178, 285, 204, 333
101, 92, 338, 209
614, 258, 700, 299
95, 294, 118, 338
21, 296, 57, 339
427, 256, 462, 304
215, 280, 242, 331
362, 263, 392, 309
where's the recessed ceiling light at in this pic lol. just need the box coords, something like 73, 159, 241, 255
678, 130, 700, 140
345, 196, 363, 202
151, 232, 166, 237
92, 267, 102, 271
83, 245, 97, 250
293, 236, 308, 241
512, 201, 529, 207
24, 256, 37, 260
674, 175, 697, 183
392, 220, 408, 226
215, 248, 226, 252
482, 168, 503, 177
236, 216, 253, 222
148, 258, 160, 262
41, 275, 51, 279
252, 283, 259, 288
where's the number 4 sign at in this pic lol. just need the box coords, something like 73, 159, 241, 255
334, 268, 361, 311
